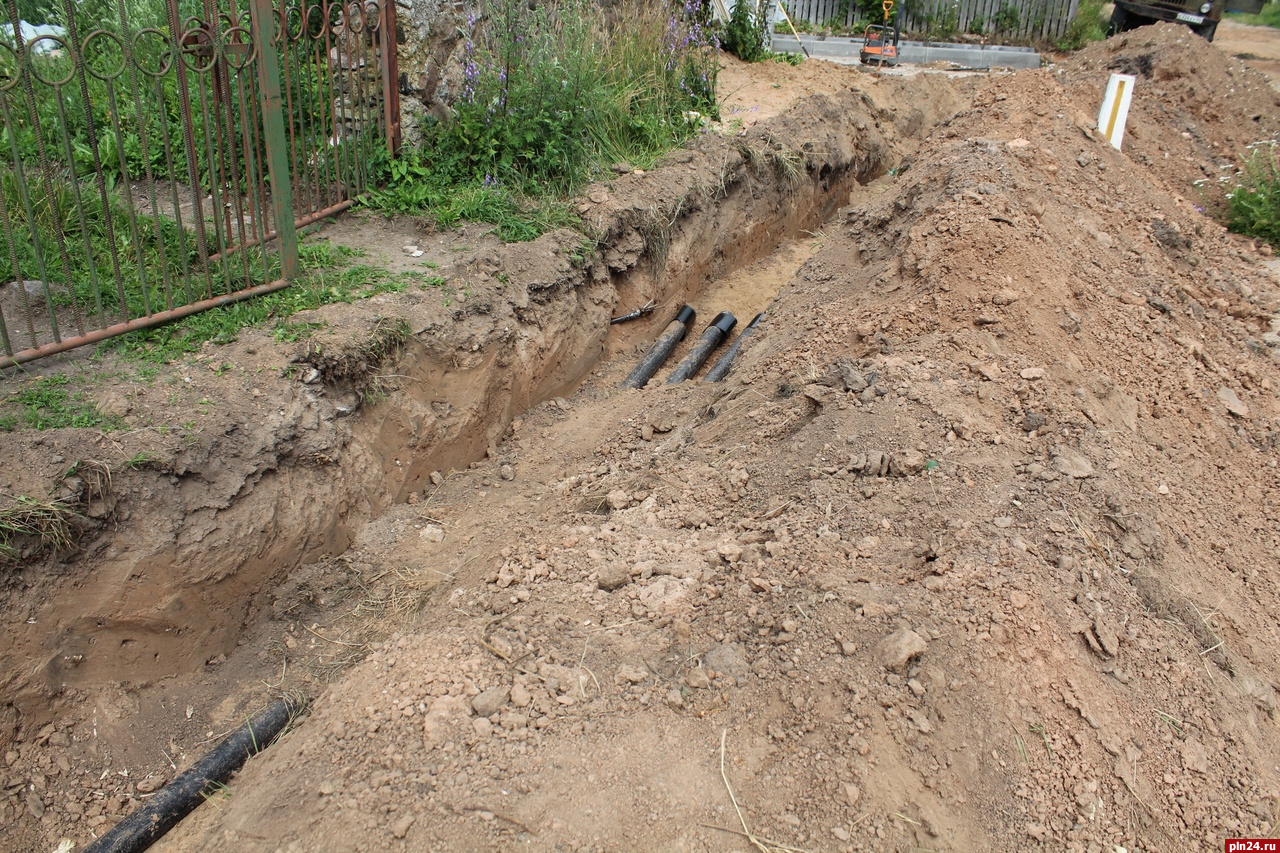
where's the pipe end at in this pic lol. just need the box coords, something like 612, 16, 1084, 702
674, 305, 696, 327
710, 311, 738, 335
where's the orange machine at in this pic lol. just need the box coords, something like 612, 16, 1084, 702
860, 0, 900, 66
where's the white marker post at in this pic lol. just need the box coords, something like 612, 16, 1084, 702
1098, 73, 1136, 151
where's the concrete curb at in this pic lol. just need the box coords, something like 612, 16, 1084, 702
771, 34, 1042, 69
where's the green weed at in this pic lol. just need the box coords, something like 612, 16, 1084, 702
1, 374, 123, 430
1226, 140, 1280, 248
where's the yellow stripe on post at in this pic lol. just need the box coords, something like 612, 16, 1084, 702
1104, 79, 1126, 141
1097, 73, 1136, 151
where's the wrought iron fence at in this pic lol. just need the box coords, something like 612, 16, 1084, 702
0, 0, 399, 366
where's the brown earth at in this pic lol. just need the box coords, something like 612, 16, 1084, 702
3, 24, 1280, 853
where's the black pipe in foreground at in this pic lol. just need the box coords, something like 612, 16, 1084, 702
704, 312, 764, 382
620, 305, 696, 389
666, 311, 737, 384
84, 696, 307, 853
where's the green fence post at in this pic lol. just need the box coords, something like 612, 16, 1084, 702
250, 0, 300, 280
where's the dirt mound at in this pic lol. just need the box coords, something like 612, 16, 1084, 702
5, 37, 1280, 853
1060, 23, 1280, 195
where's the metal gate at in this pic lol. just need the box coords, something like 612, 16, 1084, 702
0, 0, 399, 366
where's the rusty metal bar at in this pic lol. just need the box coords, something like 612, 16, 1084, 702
381, 0, 401, 155
0, 278, 293, 368
251, 0, 300, 280
206, 198, 354, 263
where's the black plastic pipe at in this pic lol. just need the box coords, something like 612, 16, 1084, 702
84, 696, 307, 853
666, 312, 737, 384
620, 305, 696, 389
704, 312, 763, 382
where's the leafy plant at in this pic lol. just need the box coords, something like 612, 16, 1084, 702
723, 0, 769, 61
365, 0, 718, 242
1056, 0, 1107, 50
992, 2, 1020, 33
1226, 141, 1280, 248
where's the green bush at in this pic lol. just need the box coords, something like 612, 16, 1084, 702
722, 0, 768, 62
1227, 142, 1280, 248
992, 2, 1020, 32
369, 0, 719, 237
1057, 0, 1107, 50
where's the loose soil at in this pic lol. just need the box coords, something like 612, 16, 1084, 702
3, 24, 1280, 853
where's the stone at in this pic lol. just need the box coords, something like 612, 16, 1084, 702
1180, 738, 1209, 774
1093, 615, 1120, 658
419, 525, 445, 543
1020, 411, 1047, 432
471, 687, 509, 718
702, 643, 748, 678
4, 280, 57, 305
26, 789, 44, 818
95, 389, 133, 419
617, 664, 649, 684
1019, 367, 1045, 380
717, 541, 743, 563
499, 464, 515, 481
890, 450, 927, 477
1217, 386, 1251, 419
1053, 449, 1094, 479
992, 288, 1019, 306
842, 782, 861, 806
391, 814, 416, 839
135, 774, 167, 794
597, 563, 632, 591
993, 516, 1015, 529
832, 358, 868, 393
510, 684, 532, 708
684, 667, 711, 689
665, 689, 685, 709
875, 628, 928, 672
606, 489, 631, 510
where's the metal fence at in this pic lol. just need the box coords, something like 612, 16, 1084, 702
0, 0, 399, 366
781, 0, 1081, 40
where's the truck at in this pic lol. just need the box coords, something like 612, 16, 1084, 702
1108, 0, 1265, 42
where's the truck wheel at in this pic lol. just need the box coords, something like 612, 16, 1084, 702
1108, 5, 1131, 36
1196, 20, 1217, 41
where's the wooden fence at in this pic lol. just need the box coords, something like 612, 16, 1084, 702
779, 0, 1082, 40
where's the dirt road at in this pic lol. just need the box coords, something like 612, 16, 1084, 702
1216, 18, 1280, 85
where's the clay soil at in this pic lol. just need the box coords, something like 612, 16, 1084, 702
4, 23, 1280, 853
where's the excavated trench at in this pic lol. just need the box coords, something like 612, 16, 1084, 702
1, 87, 936, 728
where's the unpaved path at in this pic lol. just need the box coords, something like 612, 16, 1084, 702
3, 25, 1280, 853
1215, 18, 1280, 86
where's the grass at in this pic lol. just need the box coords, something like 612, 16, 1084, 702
0, 374, 124, 431
1227, 4, 1280, 27
96, 241, 428, 364
0, 495, 81, 564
